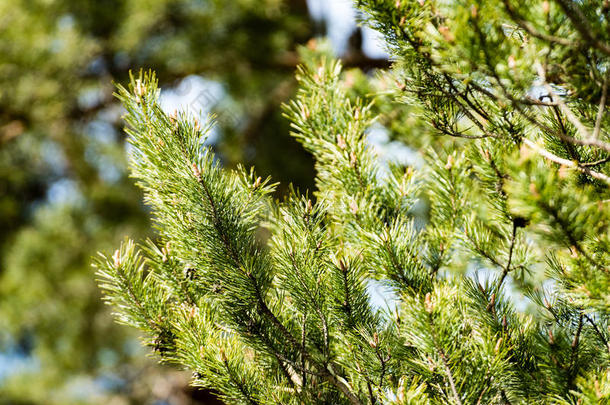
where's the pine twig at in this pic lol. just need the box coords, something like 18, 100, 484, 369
593, 69, 609, 140
438, 349, 463, 405
522, 138, 610, 185
568, 314, 584, 385
221, 353, 260, 405
584, 314, 610, 355
497, 221, 518, 292
427, 309, 463, 405
580, 156, 610, 167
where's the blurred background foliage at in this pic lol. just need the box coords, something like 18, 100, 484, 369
0, 0, 392, 403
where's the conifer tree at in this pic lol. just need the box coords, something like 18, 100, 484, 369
98, 1, 610, 403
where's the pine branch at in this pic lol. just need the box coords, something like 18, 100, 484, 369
584, 314, 610, 355
593, 69, 609, 140
496, 221, 518, 292
220, 352, 260, 405
568, 313, 584, 382
522, 138, 610, 185
97, 3, 610, 401
438, 348, 462, 405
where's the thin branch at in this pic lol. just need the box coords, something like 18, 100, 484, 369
288, 250, 329, 356
593, 69, 609, 140
427, 310, 463, 405
323, 365, 364, 405
502, 0, 577, 47
584, 314, 610, 355
541, 81, 593, 140
552, 105, 580, 161
475, 372, 492, 405
497, 221, 518, 291
549, 132, 610, 154
367, 380, 376, 405
580, 156, 610, 167
438, 349, 463, 405
522, 138, 610, 184
441, 73, 499, 138
273, 352, 299, 389
464, 231, 504, 269
434, 125, 495, 139
373, 347, 389, 388
301, 313, 307, 387
568, 313, 584, 385
467, 80, 558, 107
221, 354, 260, 405
537, 60, 597, 142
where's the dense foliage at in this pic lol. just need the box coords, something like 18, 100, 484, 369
98, 0, 610, 403
0, 0, 317, 403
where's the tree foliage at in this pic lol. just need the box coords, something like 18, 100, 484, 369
0, 1, 316, 403
98, 0, 610, 404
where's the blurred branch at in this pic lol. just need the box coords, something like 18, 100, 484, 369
522, 138, 610, 184
503, 0, 577, 47
594, 69, 609, 140
554, 0, 610, 56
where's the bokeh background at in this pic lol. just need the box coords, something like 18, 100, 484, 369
0, 1, 389, 403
